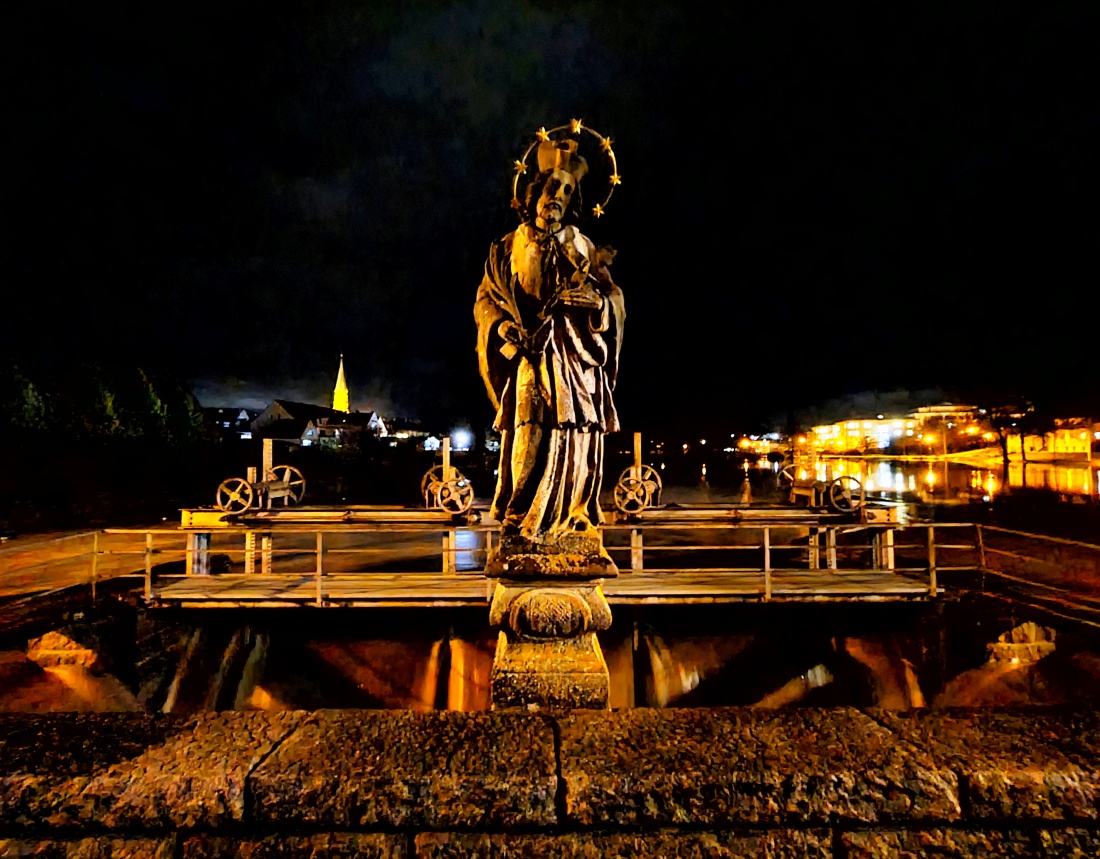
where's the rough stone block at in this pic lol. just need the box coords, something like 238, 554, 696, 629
558, 708, 959, 826
415, 830, 832, 858
250, 710, 556, 828
0, 837, 174, 858
182, 833, 406, 858
843, 827, 1100, 857
1033, 828, 1100, 856
0, 711, 304, 828
841, 829, 1034, 858
491, 632, 610, 710
871, 709, 1100, 820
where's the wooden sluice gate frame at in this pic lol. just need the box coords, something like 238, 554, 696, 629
109, 503, 981, 608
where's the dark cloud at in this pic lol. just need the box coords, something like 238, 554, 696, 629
7, 2, 1098, 429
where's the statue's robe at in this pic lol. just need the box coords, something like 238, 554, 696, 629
475, 223, 625, 538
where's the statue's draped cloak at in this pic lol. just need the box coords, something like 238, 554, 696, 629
475, 224, 625, 537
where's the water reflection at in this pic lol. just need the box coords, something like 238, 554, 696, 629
5, 598, 1100, 712
812, 457, 1097, 502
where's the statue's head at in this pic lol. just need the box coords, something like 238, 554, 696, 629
524, 140, 587, 226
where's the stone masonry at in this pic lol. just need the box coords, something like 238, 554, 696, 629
0, 708, 1097, 857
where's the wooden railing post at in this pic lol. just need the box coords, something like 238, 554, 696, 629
245, 531, 256, 575
808, 527, 820, 570
927, 525, 937, 596
826, 527, 837, 571
90, 531, 99, 601
315, 531, 324, 607
630, 528, 643, 571
144, 531, 153, 602
883, 528, 895, 571
763, 526, 772, 601
976, 523, 986, 591
443, 529, 456, 574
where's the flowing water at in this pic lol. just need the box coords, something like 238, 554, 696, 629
3, 592, 1100, 713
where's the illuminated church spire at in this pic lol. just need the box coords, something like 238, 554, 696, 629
333, 354, 349, 413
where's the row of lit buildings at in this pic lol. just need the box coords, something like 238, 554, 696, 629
802, 403, 1097, 460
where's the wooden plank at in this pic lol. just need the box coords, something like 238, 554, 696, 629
153, 567, 931, 607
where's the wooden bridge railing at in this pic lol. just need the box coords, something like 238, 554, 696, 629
10, 518, 1097, 607
2, 519, 991, 605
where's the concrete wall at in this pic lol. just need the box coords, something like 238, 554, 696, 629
0, 707, 1097, 857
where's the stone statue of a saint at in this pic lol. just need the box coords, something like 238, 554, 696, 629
475, 128, 625, 709
475, 138, 625, 575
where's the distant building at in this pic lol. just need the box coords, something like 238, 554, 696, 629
1007, 420, 1093, 461
252, 399, 387, 448
384, 417, 435, 448
253, 400, 339, 441
203, 407, 259, 441
810, 404, 984, 453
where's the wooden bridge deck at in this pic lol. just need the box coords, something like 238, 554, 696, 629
151, 568, 933, 608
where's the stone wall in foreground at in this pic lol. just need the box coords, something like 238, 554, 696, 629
0, 707, 1097, 857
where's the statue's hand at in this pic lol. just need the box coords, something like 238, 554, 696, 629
498, 320, 524, 345
559, 285, 603, 310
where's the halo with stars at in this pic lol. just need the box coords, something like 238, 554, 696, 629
511, 119, 620, 220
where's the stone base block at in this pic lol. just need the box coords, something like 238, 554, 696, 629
486, 533, 617, 580
491, 632, 610, 710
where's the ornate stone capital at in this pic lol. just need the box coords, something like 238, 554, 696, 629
489, 582, 612, 640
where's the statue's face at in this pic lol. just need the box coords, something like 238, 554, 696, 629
535, 169, 575, 224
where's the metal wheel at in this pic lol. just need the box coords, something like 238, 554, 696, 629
436, 478, 475, 514
614, 475, 649, 514
421, 465, 445, 499
269, 465, 306, 505
635, 464, 663, 507
827, 475, 863, 513
216, 477, 254, 513
422, 465, 471, 510
614, 465, 662, 514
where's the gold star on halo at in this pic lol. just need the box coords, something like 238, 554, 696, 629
535, 127, 550, 142
609, 173, 622, 186
592, 203, 605, 218
513, 160, 527, 175
599, 136, 613, 152
570, 118, 584, 134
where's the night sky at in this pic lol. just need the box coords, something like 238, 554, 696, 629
8, 2, 1098, 433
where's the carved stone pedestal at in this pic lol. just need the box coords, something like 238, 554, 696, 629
488, 560, 616, 710
491, 632, 610, 710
